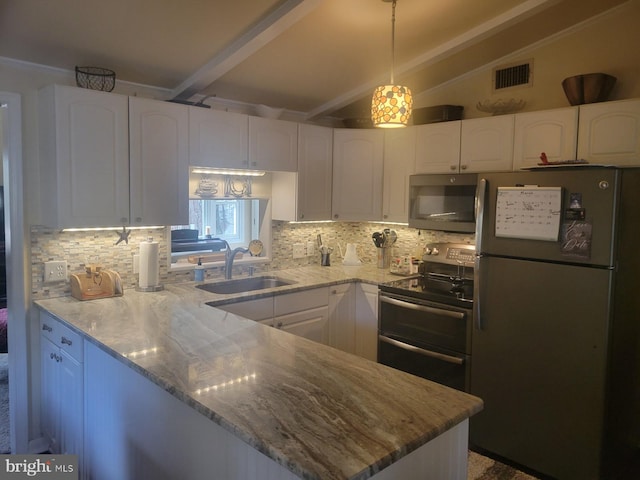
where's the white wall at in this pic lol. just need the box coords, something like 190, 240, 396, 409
413, 1, 640, 119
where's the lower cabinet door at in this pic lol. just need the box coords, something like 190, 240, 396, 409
40, 336, 60, 453
274, 306, 329, 345
58, 349, 83, 458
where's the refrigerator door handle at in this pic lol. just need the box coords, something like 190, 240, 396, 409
474, 178, 487, 331
475, 177, 487, 251
474, 255, 483, 331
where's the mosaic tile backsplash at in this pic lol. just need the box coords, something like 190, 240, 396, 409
31, 222, 473, 300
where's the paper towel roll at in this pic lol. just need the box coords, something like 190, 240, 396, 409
139, 238, 159, 288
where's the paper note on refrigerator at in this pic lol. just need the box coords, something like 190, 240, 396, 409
495, 186, 562, 241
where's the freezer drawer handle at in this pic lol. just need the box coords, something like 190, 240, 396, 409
380, 295, 465, 320
379, 335, 464, 365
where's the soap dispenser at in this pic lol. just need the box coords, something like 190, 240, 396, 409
194, 257, 205, 282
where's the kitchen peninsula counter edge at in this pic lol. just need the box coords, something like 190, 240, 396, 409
35, 265, 483, 480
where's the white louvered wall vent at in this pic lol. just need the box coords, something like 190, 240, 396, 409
492, 60, 533, 91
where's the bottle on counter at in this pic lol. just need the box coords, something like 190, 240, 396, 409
194, 257, 205, 282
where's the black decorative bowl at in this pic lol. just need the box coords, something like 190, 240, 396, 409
562, 73, 616, 105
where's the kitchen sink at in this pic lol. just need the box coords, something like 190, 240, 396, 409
196, 276, 296, 295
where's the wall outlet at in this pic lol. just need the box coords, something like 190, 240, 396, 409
44, 260, 68, 283
292, 243, 306, 259
306, 241, 315, 256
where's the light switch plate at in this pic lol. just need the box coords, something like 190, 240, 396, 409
44, 260, 68, 283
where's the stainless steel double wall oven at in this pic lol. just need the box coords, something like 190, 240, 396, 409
378, 243, 475, 392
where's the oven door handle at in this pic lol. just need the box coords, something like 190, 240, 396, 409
379, 295, 465, 320
379, 335, 465, 365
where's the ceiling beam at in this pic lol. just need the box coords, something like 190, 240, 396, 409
170, 0, 322, 101
305, 0, 560, 120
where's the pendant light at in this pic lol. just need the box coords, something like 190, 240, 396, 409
371, 0, 413, 128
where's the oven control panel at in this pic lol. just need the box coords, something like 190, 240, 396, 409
423, 243, 475, 266
446, 248, 475, 264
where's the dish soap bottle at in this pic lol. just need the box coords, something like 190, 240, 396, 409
194, 257, 205, 282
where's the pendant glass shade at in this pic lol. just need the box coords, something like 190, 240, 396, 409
371, 84, 413, 128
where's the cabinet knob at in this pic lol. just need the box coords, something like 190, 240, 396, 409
61, 337, 73, 346
42, 324, 53, 333
460, 164, 468, 170
450, 165, 457, 171
299, 214, 305, 219
334, 214, 339, 219
276, 322, 283, 329
135, 217, 142, 223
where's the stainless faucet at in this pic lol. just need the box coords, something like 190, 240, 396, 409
221, 240, 249, 280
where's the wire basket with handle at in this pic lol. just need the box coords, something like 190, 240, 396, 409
75, 66, 116, 92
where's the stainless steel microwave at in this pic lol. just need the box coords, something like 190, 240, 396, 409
408, 174, 478, 233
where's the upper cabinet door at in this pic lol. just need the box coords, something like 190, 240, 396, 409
332, 129, 384, 222
129, 97, 189, 226
577, 99, 640, 166
38, 85, 130, 228
248, 116, 298, 171
383, 127, 416, 222
189, 108, 249, 168
461, 115, 515, 172
297, 124, 333, 221
414, 121, 461, 174
513, 107, 578, 170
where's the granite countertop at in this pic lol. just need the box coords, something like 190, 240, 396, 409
35, 265, 483, 480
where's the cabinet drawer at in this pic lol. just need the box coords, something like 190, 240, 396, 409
40, 313, 83, 362
274, 287, 329, 317
217, 297, 274, 322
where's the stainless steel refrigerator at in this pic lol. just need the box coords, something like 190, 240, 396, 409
471, 167, 640, 480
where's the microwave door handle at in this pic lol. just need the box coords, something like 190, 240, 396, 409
379, 335, 465, 365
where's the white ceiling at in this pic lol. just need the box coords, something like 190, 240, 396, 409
0, 0, 629, 121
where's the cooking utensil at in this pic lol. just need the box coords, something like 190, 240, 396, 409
386, 229, 397, 246
372, 232, 384, 247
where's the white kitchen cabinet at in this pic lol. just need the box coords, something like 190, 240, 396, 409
328, 283, 356, 354
248, 116, 298, 171
129, 96, 189, 226
272, 124, 333, 221
273, 288, 330, 344
414, 121, 462, 174
577, 99, 640, 166
332, 128, 384, 221
38, 84, 130, 228
383, 127, 416, 222
274, 307, 330, 343
460, 115, 515, 172
513, 107, 579, 170
40, 312, 84, 465
216, 297, 274, 322
295, 124, 333, 220
355, 283, 379, 362
189, 108, 249, 169
38, 85, 190, 228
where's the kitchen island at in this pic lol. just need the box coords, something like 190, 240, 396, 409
35, 265, 483, 480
